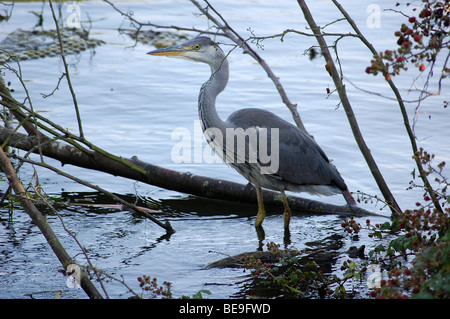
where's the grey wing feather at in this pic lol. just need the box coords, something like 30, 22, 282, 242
226, 108, 347, 191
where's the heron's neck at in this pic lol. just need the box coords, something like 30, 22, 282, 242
198, 57, 229, 132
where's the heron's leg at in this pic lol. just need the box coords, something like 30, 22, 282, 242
255, 186, 266, 227
281, 190, 291, 229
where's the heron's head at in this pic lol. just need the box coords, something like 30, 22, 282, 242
147, 36, 224, 66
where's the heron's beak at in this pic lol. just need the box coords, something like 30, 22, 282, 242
147, 45, 188, 57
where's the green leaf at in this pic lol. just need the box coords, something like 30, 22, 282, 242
412, 291, 434, 299
287, 286, 302, 294
374, 244, 386, 253
441, 230, 450, 242
373, 231, 383, 239
289, 272, 298, 282
390, 236, 405, 252
380, 222, 391, 230
192, 289, 212, 299
390, 219, 400, 232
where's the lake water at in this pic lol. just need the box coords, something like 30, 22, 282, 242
0, 0, 448, 299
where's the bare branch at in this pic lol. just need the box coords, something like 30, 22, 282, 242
48, 0, 84, 139
0, 146, 103, 299
192, 0, 308, 134
297, 0, 402, 218
331, 0, 443, 215
103, 0, 224, 37
0, 126, 377, 218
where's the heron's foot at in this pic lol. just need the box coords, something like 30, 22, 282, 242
280, 190, 291, 230
283, 227, 291, 246
283, 207, 291, 230
255, 209, 266, 228
255, 225, 265, 245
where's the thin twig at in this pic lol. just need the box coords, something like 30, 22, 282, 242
103, 0, 224, 37
105, 0, 310, 134
7, 152, 174, 233
331, 0, 443, 215
33, 187, 110, 298
297, 0, 402, 217
0, 89, 149, 176
48, 0, 84, 139
0, 147, 103, 299
191, 0, 309, 134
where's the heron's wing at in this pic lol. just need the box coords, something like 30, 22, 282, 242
276, 124, 346, 189
226, 108, 347, 190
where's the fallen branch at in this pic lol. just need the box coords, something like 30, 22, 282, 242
0, 126, 378, 218
7, 150, 174, 233
0, 146, 103, 299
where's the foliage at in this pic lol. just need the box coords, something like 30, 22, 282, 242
342, 148, 449, 299
137, 275, 173, 299
343, 208, 449, 298
131, 2, 450, 300
240, 242, 358, 299
410, 147, 449, 205
136, 274, 212, 299
239, 147, 449, 299
366, 0, 450, 81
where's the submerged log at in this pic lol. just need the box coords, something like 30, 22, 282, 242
0, 126, 379, 217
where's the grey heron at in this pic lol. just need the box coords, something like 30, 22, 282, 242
148, 37, 356, 230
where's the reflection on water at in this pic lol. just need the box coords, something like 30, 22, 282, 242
0, 0, 448, 298
0, 189, 390, 299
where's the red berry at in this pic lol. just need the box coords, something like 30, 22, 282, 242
404, 269, 412, 276
409, 17, 416, 23
419, 64, 426, 71
414, 34, 422, 42
402, 41, 410, 47
406, 28, 413, 35
397, 56, 404, 63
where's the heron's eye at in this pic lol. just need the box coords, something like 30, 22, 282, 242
193, 44, 201, 50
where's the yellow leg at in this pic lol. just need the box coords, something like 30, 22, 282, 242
255, 186, 266, 227
281, 190, 291, 229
